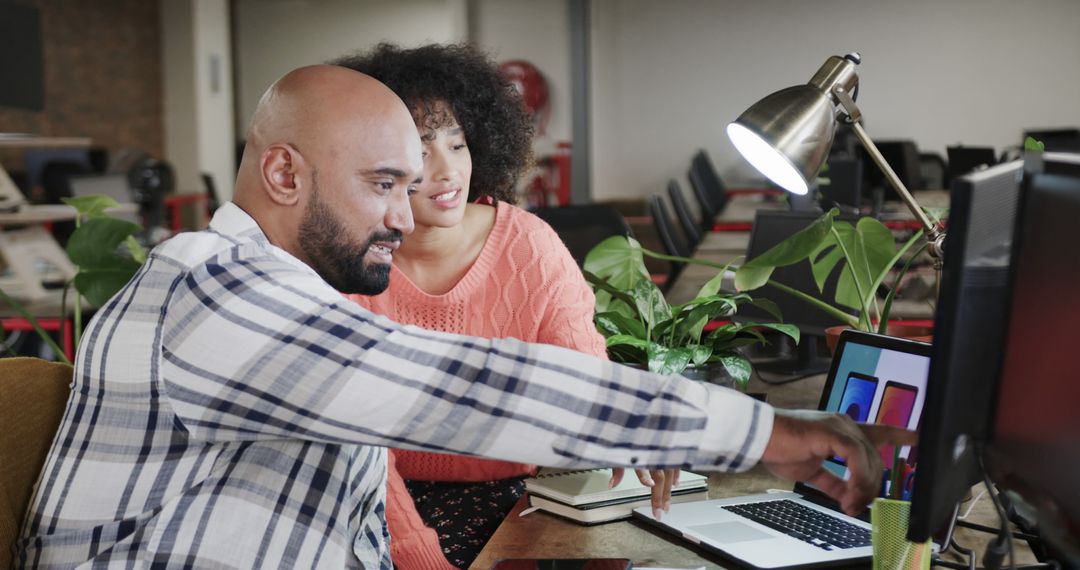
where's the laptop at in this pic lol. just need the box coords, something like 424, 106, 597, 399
634, 330, 954, 569
68, 173, 140, 223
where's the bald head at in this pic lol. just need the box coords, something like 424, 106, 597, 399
238, 65, 419, 202
233, 64, 422, 293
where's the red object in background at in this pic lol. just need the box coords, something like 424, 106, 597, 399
2, 317, 74, 362
163, 193, 211, 233
523, 142, 572, 208
499, 60, 550, 136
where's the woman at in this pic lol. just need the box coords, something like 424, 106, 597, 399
333, 44, 664, 569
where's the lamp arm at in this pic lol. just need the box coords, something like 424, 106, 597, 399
850, 122, 946, 264
831, 86, 946, 263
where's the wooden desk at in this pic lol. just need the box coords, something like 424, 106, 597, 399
473, 371, 1038, 569
473, 373, 825, 570
0, 135, 92, 148
711, 198, 786, 232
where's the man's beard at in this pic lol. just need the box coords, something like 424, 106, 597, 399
298, 186, 401, 295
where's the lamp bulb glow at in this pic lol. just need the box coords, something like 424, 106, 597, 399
726, 123, 809, 195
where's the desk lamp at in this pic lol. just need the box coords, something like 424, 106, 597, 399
726, 53, 946, 267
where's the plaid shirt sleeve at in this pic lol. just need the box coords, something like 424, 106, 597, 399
161, 241, 774, 472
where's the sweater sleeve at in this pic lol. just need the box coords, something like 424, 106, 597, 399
528, 223, 609, 359
385, 450, 459, 570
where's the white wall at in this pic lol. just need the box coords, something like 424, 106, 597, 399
233, 0, 467, 134
161, 0, 235, 202
161, 0, 199, 194
194, 0, 235, 201
472, 0, 573, 146
589, 0, 1080, 202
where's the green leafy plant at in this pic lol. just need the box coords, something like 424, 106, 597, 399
1024, 136, 1045, 153
0, 195, 145, 363
733, 208, 928, 334
582, 235, 798, 389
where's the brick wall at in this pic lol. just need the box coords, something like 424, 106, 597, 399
0, 0, 163, 167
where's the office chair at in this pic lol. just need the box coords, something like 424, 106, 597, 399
0, 358, 73, 568
946, 145, 996, 183
648, 194, 693, 288
688, 150, 728, 232
667, 180, 702, 252
40, 160, 91, 204
532, 204, 632, 267
917, 152, 947, 190
201, 172, 221, 214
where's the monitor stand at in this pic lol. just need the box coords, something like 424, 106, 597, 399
749, 334, 833, 380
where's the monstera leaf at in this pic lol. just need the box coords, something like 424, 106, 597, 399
66, 217, 144, 307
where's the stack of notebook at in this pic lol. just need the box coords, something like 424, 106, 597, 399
524, 468, 709, 525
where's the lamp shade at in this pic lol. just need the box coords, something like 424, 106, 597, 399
726, 84, 838, 195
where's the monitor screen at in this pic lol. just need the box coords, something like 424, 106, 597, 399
987, 153, 1080, 564
737, 210, 860, 378
818, 157, 863, 210
0, 4, 45, 111
859, 140, 922, 203
740, 210, 859, 336
816, 330, 931, 480
946, 146, 997, 181
906, 160, 1024, 542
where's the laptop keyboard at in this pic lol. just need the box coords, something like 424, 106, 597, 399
723, 500, 871, 550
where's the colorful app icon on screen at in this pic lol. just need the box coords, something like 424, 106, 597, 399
838, 372, 878, 423
875, 381, 918, 467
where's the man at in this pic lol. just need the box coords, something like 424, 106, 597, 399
18, 66, 912, 569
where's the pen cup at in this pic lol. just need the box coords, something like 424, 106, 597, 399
871, 498, 931, 570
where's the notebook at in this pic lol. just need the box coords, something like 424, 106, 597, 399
633, 330, 954, 569
525, 468, 708, 524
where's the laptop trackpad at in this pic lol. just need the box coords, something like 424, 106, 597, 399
690, 521, 773, 543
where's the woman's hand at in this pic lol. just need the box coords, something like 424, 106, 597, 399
608, 467, 681, 519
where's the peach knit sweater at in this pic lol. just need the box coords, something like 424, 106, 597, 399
348, 202, 607, 569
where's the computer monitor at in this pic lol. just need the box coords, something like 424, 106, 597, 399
906, 160, 1024, 542
818, 157, 863, 212
738, 210, 858, 376
946, 145, 997, 182
23, 148, 93, 194
858, 140, 922, 206
985, 153, 1080, 564
0, 3, 44, 111
1023, 128, 1080, 153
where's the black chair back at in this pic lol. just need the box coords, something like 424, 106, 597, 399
918, 152, 947, 190
666, 180, 701, 251
533, 204, 632, 267
201, 172, 221, 213
688, 150, 727, 231
648, 194, 692, 287
946, 146, 996, 182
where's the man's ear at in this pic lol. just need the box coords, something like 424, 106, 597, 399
260, 143, 307, 206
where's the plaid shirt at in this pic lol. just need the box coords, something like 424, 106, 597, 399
17, 203, 774, 569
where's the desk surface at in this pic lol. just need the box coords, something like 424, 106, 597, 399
472, 373, 822, 570
0, 203, 139, 225
473, 372, 1037, 569
0, 288, 84, 319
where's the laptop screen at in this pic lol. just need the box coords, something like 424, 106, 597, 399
815, 330, 931, 479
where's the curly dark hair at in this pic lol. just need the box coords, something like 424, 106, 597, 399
331, 43, 533, 204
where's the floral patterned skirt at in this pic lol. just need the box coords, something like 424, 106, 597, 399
404, 476, 527, 569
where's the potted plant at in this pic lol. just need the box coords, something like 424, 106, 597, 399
0, 195, 146, 364
582, 235, 798, 391
732, 208, 934, 351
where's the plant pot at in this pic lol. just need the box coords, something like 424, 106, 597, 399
824, 321, 934, 354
